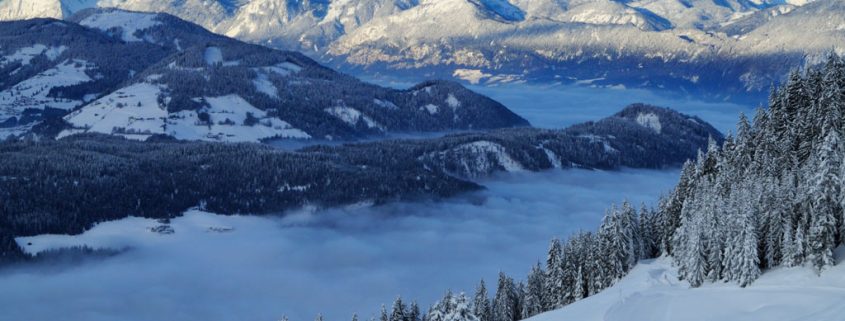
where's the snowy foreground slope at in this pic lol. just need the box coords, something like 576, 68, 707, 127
527, 249, 845, 321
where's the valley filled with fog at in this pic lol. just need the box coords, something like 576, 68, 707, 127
0, 84, 749, 320
0, 169, 680, 321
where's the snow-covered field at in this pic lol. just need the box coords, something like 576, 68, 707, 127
60, 85, 311, 142
527, 248, 845, 321
0, 59, 93, 118
78, 10, 162, 42
0, 168, 680, 321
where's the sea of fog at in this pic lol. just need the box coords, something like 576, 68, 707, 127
0, 169, 679, 321
470, 84, 754, 133
0, 83, 751, 321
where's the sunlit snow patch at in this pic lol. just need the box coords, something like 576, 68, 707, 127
421, 104, 439, 115
79, 11, 162, 42
636, 112, 662, 134
324, 104, 386, 131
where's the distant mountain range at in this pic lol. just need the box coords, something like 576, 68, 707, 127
2, 0, 842, 102
0, 9, 528, 142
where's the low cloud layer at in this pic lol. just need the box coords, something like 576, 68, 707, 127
471, 84, 751, 133
0, 169, 679, 321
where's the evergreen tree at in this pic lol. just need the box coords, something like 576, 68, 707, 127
493, 273, 517, 321
737, 209, 761, 287
472, 280, 491, 321
522, 263, 546, 319
808, 131, 841, 273
408, 302, 421, 321
391, 297, 407, 321
451, 293, 479, 321
543, 238, 564, 309
381, 304, 390, 321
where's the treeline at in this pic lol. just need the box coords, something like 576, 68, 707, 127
357, 54, 845, 321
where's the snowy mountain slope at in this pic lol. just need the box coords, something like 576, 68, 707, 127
0, 0, 835, 100
526, 249, 845, 321
1, 9, 529, 141
738, 0, 845, 59
0, 16, 180, 137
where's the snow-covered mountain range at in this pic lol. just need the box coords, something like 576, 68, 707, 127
2, 0, 842, 101
0, 9, 528, 142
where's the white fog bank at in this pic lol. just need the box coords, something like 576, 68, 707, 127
0, 168, 680, 321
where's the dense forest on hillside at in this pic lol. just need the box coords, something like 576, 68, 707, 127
359, 54, 845, 321
0, 135, 478, 263
0, 103, 719, 263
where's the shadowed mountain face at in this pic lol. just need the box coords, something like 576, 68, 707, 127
0, 9, 529, 142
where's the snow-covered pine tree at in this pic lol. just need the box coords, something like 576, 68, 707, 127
560, 239, 578, 304
659, 160, 696, 255
472, 280, 491, 321
737, 207, 761, 287
408, 301, 421, 321
543, 238, 564, 309
450, 293, 479, 321
391, 297, 407, 321
381, 304, 390, 321
618, 201, 639, 272
599, 206, 625, 283
427, 291, 453, 321
493, 273, 517, 321
572, 232, 592, 300
807, 131, 841, 273
638, 203, 657, 259
522, 263, 545, 319
781, 217, 801, 268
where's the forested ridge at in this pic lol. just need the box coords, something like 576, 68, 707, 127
357, 54, 845, 321
0, 134, 479, 263
0, 102, 720, 264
